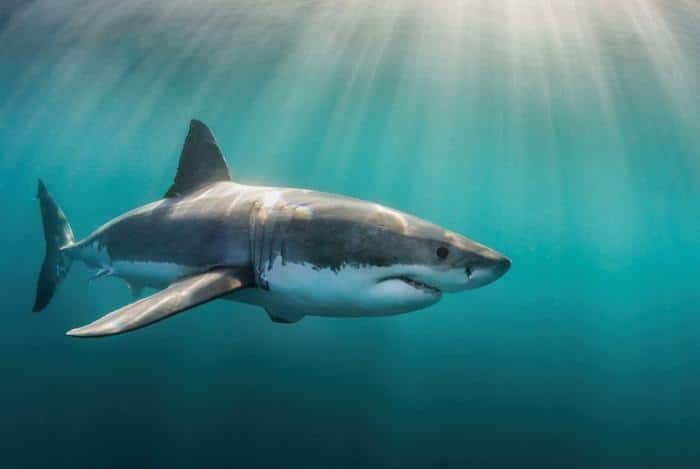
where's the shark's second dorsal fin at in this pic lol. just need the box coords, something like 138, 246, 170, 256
164, 119, 231, 198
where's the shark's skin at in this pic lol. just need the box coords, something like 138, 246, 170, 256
34, 120, 510, 336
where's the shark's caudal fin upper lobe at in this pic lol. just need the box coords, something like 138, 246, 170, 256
33, 180, 75, 312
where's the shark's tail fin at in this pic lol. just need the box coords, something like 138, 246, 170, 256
33, 180, 75, 312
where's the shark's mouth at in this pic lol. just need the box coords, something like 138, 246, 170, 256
387, 276, 441, 295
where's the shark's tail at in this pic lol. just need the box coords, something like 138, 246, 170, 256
33, 180, 75, 312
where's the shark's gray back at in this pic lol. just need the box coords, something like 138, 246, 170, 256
78, 183, 257, 270
78, 180, 450, 277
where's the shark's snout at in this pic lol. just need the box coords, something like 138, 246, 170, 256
466, 252, 511, 289
492, 254, 511, 278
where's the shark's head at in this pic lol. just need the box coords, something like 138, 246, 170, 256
392, 228, 511, 293
356, 207, 511, 312
249, 191, 511, 317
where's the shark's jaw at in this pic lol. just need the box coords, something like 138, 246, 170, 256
380, 275, 442, 296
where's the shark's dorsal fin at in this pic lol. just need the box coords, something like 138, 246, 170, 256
164, 119, 231, 198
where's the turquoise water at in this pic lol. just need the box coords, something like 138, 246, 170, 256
2, 1, 700, 467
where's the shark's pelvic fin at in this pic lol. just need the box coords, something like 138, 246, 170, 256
164, 119, 231, 198
127, 280, 145, 299
66, 267, 251, 338
265, 308, 304, 324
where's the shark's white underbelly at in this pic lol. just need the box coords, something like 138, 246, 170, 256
110, 260, 199, 288
231, 256, 441, 320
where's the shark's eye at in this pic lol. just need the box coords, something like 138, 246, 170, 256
436, 246, 449, 260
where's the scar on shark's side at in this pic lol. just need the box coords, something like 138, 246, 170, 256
34, 120, 510, 338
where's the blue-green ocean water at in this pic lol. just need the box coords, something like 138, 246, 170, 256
1, 1, 700, 467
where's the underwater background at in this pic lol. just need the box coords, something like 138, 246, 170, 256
1, 1, 699, 467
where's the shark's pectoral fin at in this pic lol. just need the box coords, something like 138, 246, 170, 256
265, 308, 304, 324
67, 267, 251, 338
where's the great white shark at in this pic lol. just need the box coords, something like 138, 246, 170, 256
34, 120, 511, 337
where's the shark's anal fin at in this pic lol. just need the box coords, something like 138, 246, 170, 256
164, 119, 231, 198
265, 308, 304, 324
67, 267, 251, 338
89, 267, 112, 281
